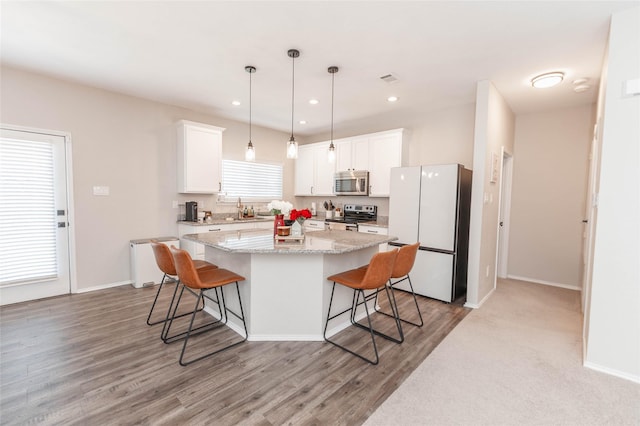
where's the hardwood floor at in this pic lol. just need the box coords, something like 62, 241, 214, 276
0, 282, 469, 425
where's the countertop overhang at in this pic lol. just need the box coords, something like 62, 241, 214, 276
182, 229, 397, 254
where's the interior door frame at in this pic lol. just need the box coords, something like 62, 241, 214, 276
0, 123, 77, 296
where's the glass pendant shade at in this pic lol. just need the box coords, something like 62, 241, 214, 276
287, 136, 298, 159
245, 140, 255, 161
327, 143, 336, 163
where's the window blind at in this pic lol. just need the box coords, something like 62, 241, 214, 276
0, 138, 58, 286
221, 159, 283, 201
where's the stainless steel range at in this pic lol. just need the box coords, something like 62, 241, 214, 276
325, 204, 377, 231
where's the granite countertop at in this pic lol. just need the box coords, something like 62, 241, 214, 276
182, 229, 397, 254
178, 216, 271, 226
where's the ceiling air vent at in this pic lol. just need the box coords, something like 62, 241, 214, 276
379, 73, 399, 84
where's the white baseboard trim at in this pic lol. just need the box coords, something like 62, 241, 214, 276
202, 305, 248, 339
75, 280, 132, 293
464, 286, 496, 309
584, 361, 640, 384
249, 334, 323, 342
506, 275, 581, 291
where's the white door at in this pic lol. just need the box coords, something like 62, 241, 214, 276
497, 151, 513, 278
0, 127, 71, 305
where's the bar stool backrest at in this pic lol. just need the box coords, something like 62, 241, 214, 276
150, 241, 177, 276
391, 242, 419, 278
169, 246, 204, 289
359, 249, 398, 290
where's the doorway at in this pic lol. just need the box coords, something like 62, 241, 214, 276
0, 126, 75, 305
496, 150, 513, 279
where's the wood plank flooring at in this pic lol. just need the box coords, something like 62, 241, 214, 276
0, 282, 469, 425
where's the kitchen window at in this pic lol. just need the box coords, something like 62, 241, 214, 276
221, 159, 283, 201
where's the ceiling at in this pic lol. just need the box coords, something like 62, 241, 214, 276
1, 1, 636, 137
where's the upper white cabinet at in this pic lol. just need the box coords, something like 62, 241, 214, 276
295, 142, 336, 196
335, 128, 406, 197
336, 138, 369, 172
368, 130, 405, 197
176, 120, 225, 194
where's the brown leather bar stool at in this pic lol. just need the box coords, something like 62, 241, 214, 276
376, 242, 423, 327
167, 246, 247, 366
323, 249, 402, 365
147, 241, 217, 327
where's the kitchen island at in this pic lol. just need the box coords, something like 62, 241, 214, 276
182, 228, 397, 341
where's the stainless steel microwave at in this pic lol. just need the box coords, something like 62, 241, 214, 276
333, 170, 369, 196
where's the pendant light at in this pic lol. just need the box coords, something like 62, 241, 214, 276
327, 66, 338, 163
286, 49, 300, 159
245, 65, 256, 162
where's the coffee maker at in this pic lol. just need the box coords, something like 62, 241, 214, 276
185, 201, 198, 222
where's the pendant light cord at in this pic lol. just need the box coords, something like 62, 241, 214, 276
249, 68, 252, 142
330, 71, 335, 143
291, 54, 295, 139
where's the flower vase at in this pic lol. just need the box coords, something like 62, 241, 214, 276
273, 214, 285, 236
291, 220, 302, 236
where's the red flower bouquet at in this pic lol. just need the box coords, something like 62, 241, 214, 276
289, 208, 312, 223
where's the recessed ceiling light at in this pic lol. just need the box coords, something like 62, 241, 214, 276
309, 99, 319, 105
387, 96, 398, 102
299, 120, 307, 125
531, 72, 564, 89
231, 100, 241, 106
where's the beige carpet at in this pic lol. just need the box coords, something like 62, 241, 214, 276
364, 278, 640, 426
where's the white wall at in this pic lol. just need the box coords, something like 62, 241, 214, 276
585, 6, 640, 382
466, 81, 515, 308
508, 105, 593, 289
0, 65, 293, 291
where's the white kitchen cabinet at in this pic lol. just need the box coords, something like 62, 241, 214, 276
358, 224, 388, 251
295, 142, 336, 196
178, 222, 246, 259
304, 219, 326, 232
176, 120, 225, 194
336, 137, 369, 172
368, 129, 405, 197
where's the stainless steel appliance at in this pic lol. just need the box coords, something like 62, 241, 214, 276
333, 170, 369, 196
388, 164, 472, 303
325, 204, 377, 231
185, 201, 198, 222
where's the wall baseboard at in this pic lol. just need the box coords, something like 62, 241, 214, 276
464, 286, 496, 309
506, 275, 581, 291
75, 280, 132, 293
584, 361, 640, 384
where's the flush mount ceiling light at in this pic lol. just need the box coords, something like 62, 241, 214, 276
286, 49, 300, 159
531, 72, 564, 88
244, 65, 256, 162
327, 66, 339, 164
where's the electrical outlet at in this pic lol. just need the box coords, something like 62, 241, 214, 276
92, 185, 109, 196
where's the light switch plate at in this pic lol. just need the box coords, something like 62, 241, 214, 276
93, 185, 109, 196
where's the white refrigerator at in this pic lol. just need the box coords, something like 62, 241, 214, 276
388, 164, 472, 303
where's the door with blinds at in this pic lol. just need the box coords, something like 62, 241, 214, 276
0, 127, 71, 305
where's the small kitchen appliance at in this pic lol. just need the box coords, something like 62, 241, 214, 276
325, 204, 377, 231
185, 201, 198, 222
333, 170, 369, 196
